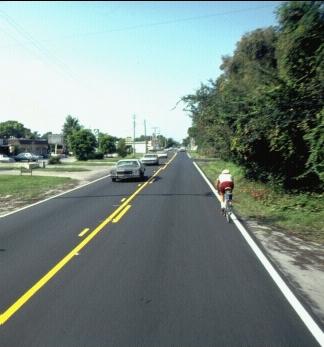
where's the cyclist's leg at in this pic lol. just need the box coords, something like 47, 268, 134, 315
220, 193, 225, 212
219, 184, 226, 211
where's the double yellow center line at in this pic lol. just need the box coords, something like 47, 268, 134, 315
0, 152, 177, 325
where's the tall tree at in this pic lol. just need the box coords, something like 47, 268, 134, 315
182, 1, 324, 190
0, 120, 32, 138
98, 133, 117, 154
69, 129, 97, 160
62, 115, 82, 153
116, 139, 128, 158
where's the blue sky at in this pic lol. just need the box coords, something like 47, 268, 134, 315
0, 1, 281, 141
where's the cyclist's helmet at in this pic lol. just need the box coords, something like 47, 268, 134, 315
222, 169, 230, 174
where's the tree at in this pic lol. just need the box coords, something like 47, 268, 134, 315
62, 115, 82, 153
166, 137, 178, 148
182, 137, 190, 147
28, 131, 41, 139
41, 132, 53, 139
0, 120, 32, 138
69, 129, 97, 160
98, 133, 117, 154
182, 1, 324, 190
116, 139, 128, 158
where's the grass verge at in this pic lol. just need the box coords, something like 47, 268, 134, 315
0, 175, 78, 215
191, 152, 324, 243
36, 167, 90, 172
60, 162, 115, 166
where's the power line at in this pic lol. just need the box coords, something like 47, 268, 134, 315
0, 9, 80, 83
2, 4, 276, 45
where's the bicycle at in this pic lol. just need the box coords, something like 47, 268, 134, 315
223, 188, 233, 223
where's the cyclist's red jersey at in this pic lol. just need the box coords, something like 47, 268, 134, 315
217, 173, 234, 194
219, 181, 234, 194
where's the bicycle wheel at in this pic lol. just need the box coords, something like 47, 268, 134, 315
226, 209, 230, 222
225, 202, 231, 223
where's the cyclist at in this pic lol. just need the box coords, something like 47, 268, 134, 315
215, 169, 234, 212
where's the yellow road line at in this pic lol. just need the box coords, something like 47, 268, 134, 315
78, 228, 90, 237
112, 205, 131, 223
0, 156, 171, 325
163, 153, 177, 168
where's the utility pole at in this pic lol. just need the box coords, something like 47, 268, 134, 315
133, 114, 136, 158
152, 127, 159, 151
144, 119, 147, 153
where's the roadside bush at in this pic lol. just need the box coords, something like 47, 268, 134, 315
88, 152, 104, 160
48, 156, 61, 165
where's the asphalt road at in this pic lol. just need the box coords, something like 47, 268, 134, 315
0, 152, 321, 346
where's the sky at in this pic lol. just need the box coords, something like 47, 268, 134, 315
0, 1, 281, 142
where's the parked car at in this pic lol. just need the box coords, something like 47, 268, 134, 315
110, 159, 145, 182
156, 151, 168, 159
0, 154, 15, 163
14, 152, 43, 162
140, 153, 159, 165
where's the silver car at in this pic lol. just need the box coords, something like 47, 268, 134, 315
140, 153, 159, 165
156, 151, 168, 159
14, 152, 43, 162
0, 154, 15, 163
110, 159, 145, 182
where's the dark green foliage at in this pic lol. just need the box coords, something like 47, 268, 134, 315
182, 1, 323, 191
116, 139, 128, 158
88, 152, 104, 160
62, 115, 82, 153
98, 133, 117, 154
48, 156, 61, 165
69, 129, 97, 161
0, 120, 33, 138
166, 137, 179, 148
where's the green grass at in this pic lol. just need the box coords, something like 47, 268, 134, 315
60, 162, 115, 166
0, 175, 77, 201
0, 165, 90, 172
66, 154, 144, 165
36, 167, 90, 172
190, 152, 324, 243
0, 166, 17, 171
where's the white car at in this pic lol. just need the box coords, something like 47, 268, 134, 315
156, 151, 168, 159
110, 159, 145, 182
0, 154, 15, 163
140, 153, 159, 165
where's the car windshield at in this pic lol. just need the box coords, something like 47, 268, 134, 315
144, 154, 157, 158
117, 161, 139, 167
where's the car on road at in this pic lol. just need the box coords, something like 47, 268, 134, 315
140, 153, 159, 165
156, 151, 168, 159
0, 154, 15, 163
110, 159, 145, 182
14, 152, 43, 162
178, 147, 186, 152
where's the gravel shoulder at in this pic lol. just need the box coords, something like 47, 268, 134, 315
1, 163, 323, 328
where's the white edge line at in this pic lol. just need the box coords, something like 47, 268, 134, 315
0, 174, 112, 219
187, 152, 192, 159
192, 161, 324, 345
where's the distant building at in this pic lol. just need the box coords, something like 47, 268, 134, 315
7, 138, 49, 156
124, 138, 153, 153
0, 138, 9, 155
